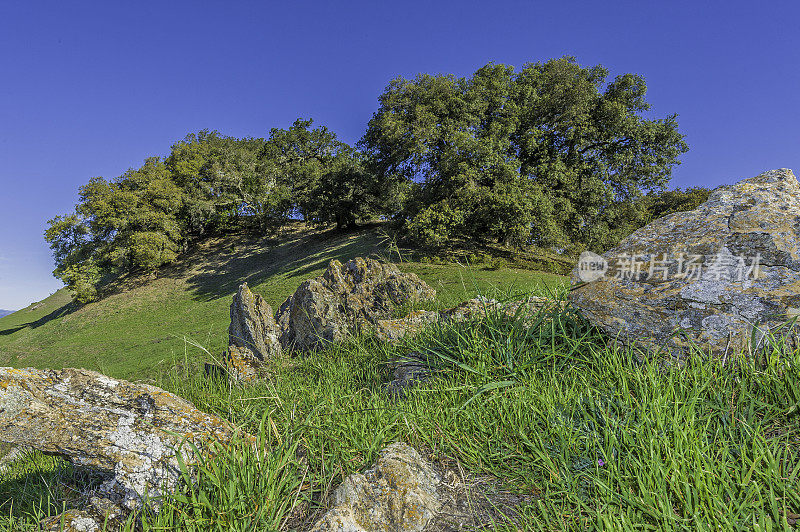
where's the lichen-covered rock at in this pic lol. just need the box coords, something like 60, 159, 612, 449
41, 509, 103, 532
310, 442, 441, 532
0, 367, 251, 511
227, 283, 282, 381
376, 311, 440, 342
376, 295, 558, 343
277, 258, 436, 352
41, 497, 126, 532
570, 168, 800, 356
226, 345, 264, 383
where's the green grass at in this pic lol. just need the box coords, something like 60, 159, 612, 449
3, 226, 798, 530
0, 223, 563, 380
3, 295, 800, 530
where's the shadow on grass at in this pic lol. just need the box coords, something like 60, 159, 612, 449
0, 302, 76, 336
183, 225, 386, 302
46, 222, 389, 320
0, 326, 25, 336
0, 452, 103, 522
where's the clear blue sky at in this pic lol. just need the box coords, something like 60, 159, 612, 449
1, 1, 798, 311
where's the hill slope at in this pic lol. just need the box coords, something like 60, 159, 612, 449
0, 225, 565, 380
0, 310, 13, 319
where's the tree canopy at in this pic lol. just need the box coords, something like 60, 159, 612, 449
46, 57, 693, 302
360, 57, 688, 250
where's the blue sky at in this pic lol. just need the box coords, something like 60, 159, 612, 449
1, 1, 798, 310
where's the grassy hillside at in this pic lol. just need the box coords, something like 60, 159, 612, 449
0, 224, 566, 380
3, 225, 800, 531
4, 295, 799, 530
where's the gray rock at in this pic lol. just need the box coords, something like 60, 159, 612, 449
0, 443, 27, 471
376, 295, 559, 343
384, 352, 432, 399
0, 367, 252, 512
226, 283, 282, 381
277, 258, 436, 352
570, 168, 800, 356
41, 509, 103, 532
310, 442, 441, 532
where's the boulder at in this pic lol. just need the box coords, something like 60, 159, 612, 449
227, 283, 282, 381
41, 497, 126, 532
277, 258, 436, 352
41, 509, 105, 532
310, 442, 441, 532
376, 310, 440, 343
376, 295, 558, 343
570, 168, 800, 356
0, 367, 251, 512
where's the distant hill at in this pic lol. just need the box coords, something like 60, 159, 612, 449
0, 310, 13, 319
0, 223, 566, 380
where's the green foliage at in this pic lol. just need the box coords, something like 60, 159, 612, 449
153, 425, 304, 531
59, 262, 102, 303
46, 158, 186, 301
166, 131, 266, 237
45, 57, 694, 302
263, 119, 388, 229
405, 200, 465, 247
639, 186, 712, 223
484, 256, 507, 270
361, 57, 689, 251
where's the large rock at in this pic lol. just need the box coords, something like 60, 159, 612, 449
41, 498, 127, 532
570, 168, 800, 356
277, 258, 436, 352
227, 282, 282, 381
310, 442, 441, 532
0, 367, 251, 512
376, 295, 558, 343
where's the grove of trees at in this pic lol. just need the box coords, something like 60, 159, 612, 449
46, 57, 703, 302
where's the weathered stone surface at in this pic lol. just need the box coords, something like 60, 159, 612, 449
0, 367, 250, 511
383, 352, 432, 399
376, 295, 558, 343
0, 443, 26, 471
225, 345, 264, 383
227, 283, 282, 381
41, 497, 126, 532
375, 311, 440, 343
41, 509, 104, 532
277, 258, 436, 352
570, 168, 800, 356
310, 442, 441, 532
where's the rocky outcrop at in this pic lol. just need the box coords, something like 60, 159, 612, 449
217, 259, 435, 380
277, 258, 436, 352
310, 442, 441, 532
0, 367, 251, 516
376, 311, 441, 343
227, 282, 282, 381
376, 295, 558, 343
570, 168, 800, 356
41, 497, 127, 532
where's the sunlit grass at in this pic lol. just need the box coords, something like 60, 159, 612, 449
0, 224, 562, 380
3, 289, 799, 530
